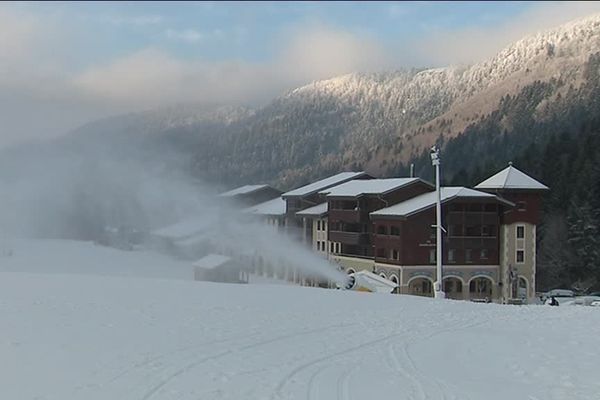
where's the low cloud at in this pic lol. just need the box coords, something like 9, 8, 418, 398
2, 2, 600, 148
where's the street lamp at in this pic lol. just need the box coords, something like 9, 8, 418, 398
430, 146, 445, 299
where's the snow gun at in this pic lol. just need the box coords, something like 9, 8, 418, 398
341, 270, 398, 294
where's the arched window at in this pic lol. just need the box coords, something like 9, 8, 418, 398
379, 272, 387, 280
389, 275, 399, 285
347, 268, 356, 275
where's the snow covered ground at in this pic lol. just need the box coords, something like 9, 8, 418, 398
1, 240, 599, 400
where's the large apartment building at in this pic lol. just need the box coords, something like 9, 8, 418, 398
241, 163, 547, 303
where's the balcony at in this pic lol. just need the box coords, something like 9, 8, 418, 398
328, 209, 362, 223
329, 231, 371, 245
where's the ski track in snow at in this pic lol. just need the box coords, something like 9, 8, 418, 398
1, 266, 599, 400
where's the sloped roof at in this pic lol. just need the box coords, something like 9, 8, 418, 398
152, 215, 218, 240
296, 202, 328, 217
219, 184, 272, 197
319, 178, 431, 197
282, 172, 368, 198
371, 187, 513, 218
243, 197, 286, 216
475, 164, 548, 190
193, 254, 231, 270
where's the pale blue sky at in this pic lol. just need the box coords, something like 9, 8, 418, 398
7, 2, 534, 66
1, 1, 599, 146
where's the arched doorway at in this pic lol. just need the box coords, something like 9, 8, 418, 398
517, 277, 528, 299
443, 277, 464, 300
409, 277, 433, 297
469, 277, 493, 301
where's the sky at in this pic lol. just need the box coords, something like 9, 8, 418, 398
1, 1, 600, 148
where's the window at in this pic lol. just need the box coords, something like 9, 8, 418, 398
465, 224, 480, 237
379, 272, 387, 280
321, 242, 326, 252
323, 221, 327, 231
316, 241, 320, 251
390, 226, 400, 236
449, 224, 463, 236
516, 250, 524, 263
448, 249, 455, 262
377, 225, 387, 235
390, 249, 399, 260
430, 226, 436, 239
316, 220, 321, 231
480, 249, 488, 260
330, 242, 334, 253
429, 249, 436, 264
516, 225, 525, 239
465, 249, 472, 263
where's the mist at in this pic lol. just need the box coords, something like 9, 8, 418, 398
0, 132, 346, 285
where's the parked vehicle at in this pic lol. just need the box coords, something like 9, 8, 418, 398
540, 289, 575, 305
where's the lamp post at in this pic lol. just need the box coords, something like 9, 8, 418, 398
430, 146, 445, 299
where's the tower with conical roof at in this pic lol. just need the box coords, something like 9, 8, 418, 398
475, 163, 549, 303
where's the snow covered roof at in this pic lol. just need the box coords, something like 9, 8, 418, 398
193, 254, 231, 270
152, 215, 217, 240
371, 187, 513, 218
219, 184, 272, 197
296, 202, 328, 217
475, 164, 549, 191
319, 178, 431, 197
243, 197, 286, 216
282, 172, 368, 198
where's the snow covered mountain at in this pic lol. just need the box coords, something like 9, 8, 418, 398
7, 14, 600, 188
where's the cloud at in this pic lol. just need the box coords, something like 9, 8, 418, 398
2, 2, 600, 149
72, 24, 390, 110
165, 28, 204, 43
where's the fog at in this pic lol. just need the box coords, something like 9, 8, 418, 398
0, 134, 346, 285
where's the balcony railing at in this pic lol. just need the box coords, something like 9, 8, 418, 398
328, 209, 362, 223
329, 231, 370, 245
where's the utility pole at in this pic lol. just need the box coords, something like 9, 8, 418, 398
430, 146, 445, 299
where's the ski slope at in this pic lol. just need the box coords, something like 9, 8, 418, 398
0, 240, 599, 400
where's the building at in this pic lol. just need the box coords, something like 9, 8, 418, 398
320, 178, 434, 259
474, 163, 549, 302
370, 187, 514, 300
243, 197, 287, 230
281, 172, 371, 243
219, 184, 282, 206
320, 164, 547, 303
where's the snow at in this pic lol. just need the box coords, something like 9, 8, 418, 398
0, 239, 194, 280
371, 187, 511, 218
295, 202, 327, 217
193, 254, 231, 270
319, 178, 427, 197
244, 197, 286, 216
1, 264, 599, 400
219, 184, 271, 197
475, 164, 549, 190
282, 172, 367, 198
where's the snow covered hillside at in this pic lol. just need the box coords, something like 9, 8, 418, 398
1, 241, 598, 400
